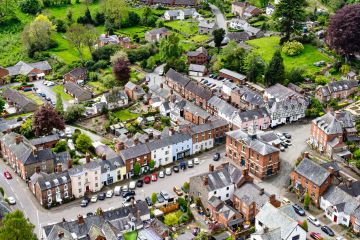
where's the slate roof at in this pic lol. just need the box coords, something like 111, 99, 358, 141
313, 111, 354, 135
147, 133, 191, 151
188, 119, 228, 134
227, 32, 250, 42
238, 107, 269, 122
183, 101, 211, 119
184, 81, 213, 100
124, 81, 137, 90
219, 69, 246, 80
6, 61, 51, 76
64, 82, 92, 101
68, 161, 101, 176
103, 88, 128, 103
187, 46, 208, 57
146, 27, 168, 36
0, 117, 22, 133
319, 80, 358, 97
251, 227, 282, 240
322, 185, 360, 215
208, 96, 237, 117
64, 67, 87, 78
189, 64, 206, 73
1, 88, 37, 112
98, 156, 125, 173
240, 89, 264, 106
165, 68, 191, 87
30, 134, 59, 146
198, 20, 216, 29
265, 83, 300, 100
119, 143, 150, 160
98, 34, 120, 44
294, 158, 330, 186
233, 182, 270, 209
35, 172, 71, 191
339, 180, 360, 198
256, 202, 300, 240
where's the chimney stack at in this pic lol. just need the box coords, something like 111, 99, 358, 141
327, 166, 335, 175
259, 188, 264, 195
242, 168, 248, 177
32, 147, 38, 157
85, 152, 91, 163
149, 132, 154, 140
334, 110, 341, 120
67, 159, 73, 169
77, 215, 84, 224
269, 194, 276, 205
134, 138, 139, 145
209, 164, 214, 172
58, 231, 64, 238
203, 176, 208, 185
303, 151, 309, 159
170, 89, 174, 95
160, 83, 164, 89
56, 164, 62, 173
346, 178, 353, 189
35, 166, 41, 173
15, 135, 23, 144
169, 127, 174, 136
101, 154, 106, 161
115, 141, 125, 152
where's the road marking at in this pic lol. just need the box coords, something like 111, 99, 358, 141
37, 210, 41, 237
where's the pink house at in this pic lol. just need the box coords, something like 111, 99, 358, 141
232, 107, 270, 130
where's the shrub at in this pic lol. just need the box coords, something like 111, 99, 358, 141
314, 75, 330, 85
282, 41, 304, 56
20, 0, 43, 14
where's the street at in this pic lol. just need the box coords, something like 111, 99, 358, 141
209, 4, 228, 32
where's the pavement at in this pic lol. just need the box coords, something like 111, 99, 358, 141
209, 4, 227, 32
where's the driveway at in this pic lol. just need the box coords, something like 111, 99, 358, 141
210, 4, 227, 32
32, 81, 71, 109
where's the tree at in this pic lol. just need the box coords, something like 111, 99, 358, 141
66, 9, 74, 24
286, 67, 304, 83
66, 23, 87, 62
273, 0, 306, 43
260, 0, 269, 8
75, 133, 92, 153
0, 96, 5, 113
148, 159, 155, 169
326, 4, 360, 58
20, 0, 43, 14
305, 97, 324, 118
0, 0, 17, 21
159, 34, 182, 62
301, 219, 308, 231
178, 197, 187, 212
151, 192, 157, 204
64, 104, 85, 123
55, 93, 64, 115
142, 6, 152, 26
221, 41, 247, 72
19, 118, 34, 139
164, 212, 179, 226
33, 104, 65, 137
22, 14, 56, 55
102, 0, 128, 28
212, 28, 225, 49
83, 24, 99, 55
314, 75, 330, 85
0, 210, 37, 240
282, 41, 304, 56
245, 52, 265, 83
111, 50, 130, 84
304, 191, 311, 210
264, 50, 285, 86
183, 182, 190, 193
133, 162, 141, 176
52, 140, 67, 153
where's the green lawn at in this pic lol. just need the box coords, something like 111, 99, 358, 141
113, 109, 139, 121
165, 20, 198, 36
130, 67, 145, 83
52, 85, 73, 101
44, 2, 101, 21
247, 36, 333, 74
21, 91, 44, 105
87, 81, 109, 95
116, 26, 150, 39
123, 231, 138, 240
189, 34, 210, 43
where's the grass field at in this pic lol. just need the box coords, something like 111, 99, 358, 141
52, 85, 73, 101
247, 36, 333, 74
189, 34, 210, 43
87, 81, 109, 95
165, 20, 198, 36
21, 91, 44, 105
113, 109, 140, 121
116, 26, 150, 39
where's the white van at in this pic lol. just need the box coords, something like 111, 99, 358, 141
129, 181, 136, 190
114, 186, 121, 196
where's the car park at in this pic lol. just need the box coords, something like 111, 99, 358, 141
145, 197, 153, 206
310, 232, 322, 240
213, 153, 220, 161
308, 215, 320, 227
4, 171, 12, 179
173, 186, 183, 196
160, 190, 170, 200
136, 179, 144, 188
321, 226, 334, 236
122, 191, 135, 198
98, 193, 106, 200
292, 204, 305, 216
158, 171, 165, 178
173, 165, 179, 173
152, 173, 158, 181
7, 196, 16, 205
144, 176, 151, 184
194, 158, 200, 165
91, 195, 98, 203
157, 193, 165, 203
129, 181, 136, 190
188, 160, 194, 168
106, 190, 114, 198
165, 168, 172, 175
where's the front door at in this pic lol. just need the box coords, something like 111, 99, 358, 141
333, 215, 337, 223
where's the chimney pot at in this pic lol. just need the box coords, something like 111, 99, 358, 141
242, 168, 248, 177
149, 132, 154, 140
77, 215, 84, 224
15, 135, 23, 144
327, 166, 335, 175
85, 152, 91, 163
303, 152, 309, 158
134, 138, 139, 145
58, 231, 64, 238
346, 178, 353, 189
204, 176, 209, 186
209, 164, 214, 172
57, 164, 62, 173
259, 188, 264, 195
101, 154, 106, 160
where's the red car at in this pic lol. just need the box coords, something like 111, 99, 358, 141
4, 171, 12, 179
144, 176, 151, 184
310, 232, 322, 240
151, 173, 158, 182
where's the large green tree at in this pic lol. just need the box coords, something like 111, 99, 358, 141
245, 52, 265, 83
264, 50, 285, 86
102, 0, 128, 28
0, 0, 17, 21
221, 41, 247, 72
0, 210, 37, 240
159, 33, 182, 62
273, 0, 306, 43
55, 93, 64, 115
212, 28, 225, 49
75, 133, 92, 153
66, 23, 87, 62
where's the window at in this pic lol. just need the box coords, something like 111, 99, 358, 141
48, 197, 52, 203
64, 191, 69, 198
85, 172, 88, 176
64, 184, 68, 190
95, 183, 98, 187
242, 145, 245, 152
78, 182, 81, 186
47, 190, 51, 196
214, 191, 217, 194
226, 193, 229, 198
95, 177, 98, 180
79, 189, 82, 193
226, 187, 229, 190
292, 235, 300, 240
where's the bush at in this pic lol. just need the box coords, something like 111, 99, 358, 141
314, 75, 330, 85
20, 0, 43, 14
282, 41, 304, 56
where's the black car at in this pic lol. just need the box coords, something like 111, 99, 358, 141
292, 204, 305, 216
213, 152, 220, 161
122, 191, 135, 198
98, 193, 106, 200
180, 162, 187, 170
173, 165, 180, 173
321, 226, 334, 236
136, 179, 144, 188
86, 212, 94, 217
280, 142, 288, 148
283, 133, 292, 139
157, 193, 165, 203
145, 197, 153, 206
80, 197, 90, 207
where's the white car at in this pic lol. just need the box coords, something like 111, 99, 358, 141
194, 158, 200, 165
91, 195, 98, 203
106, 190, 114, 198
8, 196, 16, 205
188, 160, 194, 168
165, 168, 172, 175
282, 198, 291, 205
47, 81, 55, 86
121, 185, 129, 193
307, 215, 321, 227
129, 181, 136, 190
158, 171, 165, 178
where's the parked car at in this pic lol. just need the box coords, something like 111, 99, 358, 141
114, 186, 121, 196
194, 158, 200, 165
285, 139, 292, 146
152, 173, 158, 181
122, 191, 135, 198
321, 226, 334, 236
187, 160, 194, 168
106, 190, 114, 198
283, 133, 291, 139
310, 232, 322, 240
158, 69, 164, 76
121, 185, 129, 192
213, 152, 220, 161
129, 181, 136, 190
282, 198, 291, 205
160, 190, 170, 200
180, 162, 187, 170
157, 193, 165, 203
136, 179, 144, 188
122, 195, 135, 203
144, 176, 151, 184
80, 197, 90, 207
98, 193, 106, 200
280, 146, 285, 152
280, 142, 288, 148
292, 204, 305, 216
173, 165, 179, 173
308, 215, 321, 227
7, 196, 16, 205
3, 171, 12, 179
145, 197, 153, 206
86, 212, 94, 217
165, 168, 172, 175
158, 171, 165, 178
90, 195, 98, 203
173, 186, 183, 196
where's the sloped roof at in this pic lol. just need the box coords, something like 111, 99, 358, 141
219, 69, 246, 80
322, 185, 360, 215
313, 111, 354, 135
2, 88, 38, 112
295, 158, 330, 186
184, 81, 213, 100
64, 82, 92, 101
6, 61, 51, 76
165, 68, 191, 87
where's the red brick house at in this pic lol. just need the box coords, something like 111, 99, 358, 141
119, 143, 151, 178
315, 80, 358, 103
183, 101, 211, 125
184, 81, 213, 109
5, 61, 51, 81
291, 157, 334, 206
187, 47, 208, 65
219, 69, 246, 84
30, 134, 60, 150
63, 67, 87, 83
165, 68, 191, 96
208, 196, 243, 227
125, 82, 146, 100
226, 127, 280, 179
0, 67, 9, 85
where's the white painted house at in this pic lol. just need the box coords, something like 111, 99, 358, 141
147, 137, 173, 167
228, 19, 249, 30
164, 8, 197, 21
266, 4, 275, 15
171, 133, 192, 161
100, 87, 128, 110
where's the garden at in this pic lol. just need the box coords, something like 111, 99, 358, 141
52, 85, 73, 101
